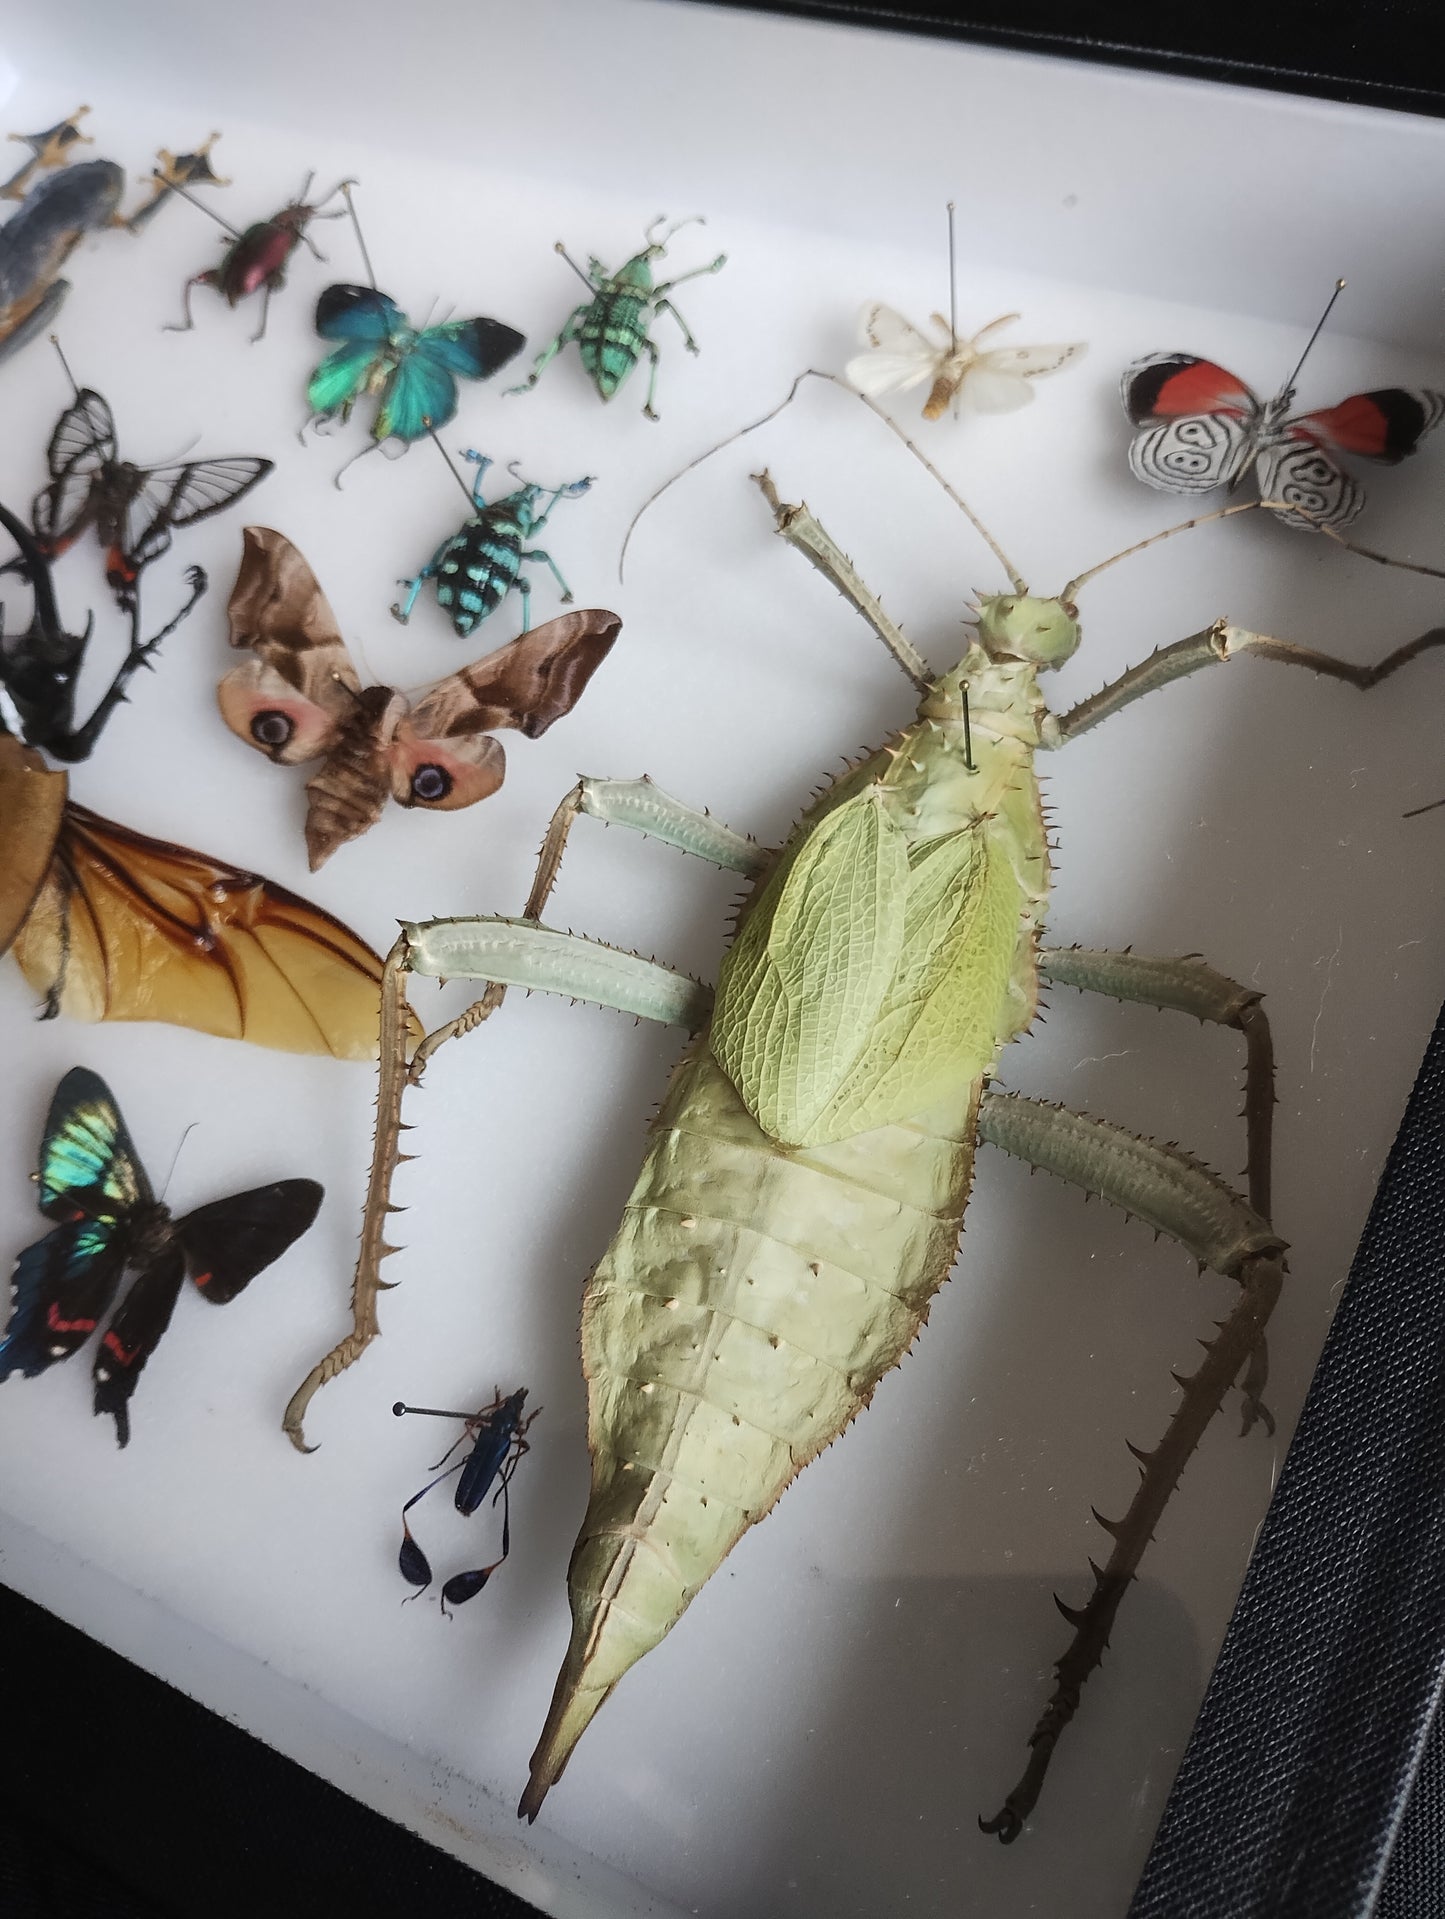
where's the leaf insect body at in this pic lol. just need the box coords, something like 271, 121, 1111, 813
509, 215, 726, 420
394, 448, 594, 637
394, 1390, 538, 1612
286, 384, 1445, 1838
165, 169, 354, 342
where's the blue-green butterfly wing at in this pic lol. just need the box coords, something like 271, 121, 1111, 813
307, 286, 407, 421
0, 1067, 144, 1381
375, 318, 525, 443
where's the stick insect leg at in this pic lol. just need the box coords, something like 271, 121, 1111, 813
281, 778, 761, 1451
1037, 945, 1276, 1428
1051, 621, 1445, 746
754, 472, 931, 690
974, 1089, 1284, 1841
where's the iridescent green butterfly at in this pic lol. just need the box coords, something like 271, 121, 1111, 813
0, 1067, 322, 1446
306, 285, 525, 448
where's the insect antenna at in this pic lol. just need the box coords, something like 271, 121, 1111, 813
156, 1122, 199, 1202
1277, 278, 1347, 405
646, 212, 705, 249
157, 175, 245, 239
340, 181, 378, 290
620, 367, 1027, 591
1060, 500, 1273, 600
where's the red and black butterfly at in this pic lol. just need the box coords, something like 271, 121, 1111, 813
393, 1390, 538, 1612
0, 1067, 322, 1446
31, 384, 272, 605
1120, 353, 1444, 530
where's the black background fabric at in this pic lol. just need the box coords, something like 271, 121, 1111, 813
1129, 995, 1445, 1918
5, 5, 1445, 1915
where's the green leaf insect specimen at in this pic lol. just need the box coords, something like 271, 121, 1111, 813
284, 381, 1445, 1838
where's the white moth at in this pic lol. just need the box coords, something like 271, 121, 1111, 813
845, 303, 1087, 420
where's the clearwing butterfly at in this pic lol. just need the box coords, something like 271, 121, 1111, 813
393, 1390, 538, 1613
31, 383, 272, 605
219, 527, 620, 868
306, 285, 525, 445
0, 731, 422, 1060
0, 1067, 322, 1446
846, 304, 1086, 420
1120, 353, 1445, 529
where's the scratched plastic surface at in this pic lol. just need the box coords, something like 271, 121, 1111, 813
2, 6, 1444, 1915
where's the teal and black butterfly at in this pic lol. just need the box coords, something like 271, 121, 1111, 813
0, 1067, 322, 1446
306, 285, 525, 446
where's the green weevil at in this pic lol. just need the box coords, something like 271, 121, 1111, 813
282, 404, 1444, 1837
508, 215, 726, 420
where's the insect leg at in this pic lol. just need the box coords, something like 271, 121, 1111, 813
515, 574, 532, 633
390, 563, 436, 625
1038, 945, 1277, 1424
654, 252, 727, 311
405, 917, 712, 1029
1049, 620, 1445, 746
56, 569, 209, 763
754, 472, 931, 690
640, 338, 664, 421
251, 282, 273, 346
520, 546, 573, 605
505, 312, 585, 396
162, 274, 212, 335
974, 1089, 1285, 1841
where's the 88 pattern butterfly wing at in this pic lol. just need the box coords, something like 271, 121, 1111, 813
1256, 388, 1445, 530
0, 1066, 146, 1382
1121, 353, 1262, 495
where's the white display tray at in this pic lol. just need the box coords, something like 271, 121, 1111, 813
3, 4, 1444, 1914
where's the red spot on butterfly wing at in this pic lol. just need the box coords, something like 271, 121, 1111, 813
1128, 356, 1257, 423
46, 1303, 97, 1335
1291, 390, 1445, 464
102, 1328, 140, 1365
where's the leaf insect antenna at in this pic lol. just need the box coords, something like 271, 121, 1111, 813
340, 181, 378, 292
619, 367, 1027, 595
1278, 278, 1347, 407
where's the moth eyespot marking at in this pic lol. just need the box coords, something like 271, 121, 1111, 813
410, 764, 453, 804
251, 710, 293, 750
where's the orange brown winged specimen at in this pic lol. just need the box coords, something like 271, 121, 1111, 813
219, 527, 621, 869
0, 732, 417, 1058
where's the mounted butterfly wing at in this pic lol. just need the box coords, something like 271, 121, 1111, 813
0, 1065, 323, 1445
846, 304, 1085, 421
0, 732, 416, 1058
1120, 351, 1445, 528
219, 526, 620, 867
31, 383, 271, 605
307, 285, 525, 444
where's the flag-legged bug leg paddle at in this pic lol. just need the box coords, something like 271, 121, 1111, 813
285, 445, 1445, 1835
